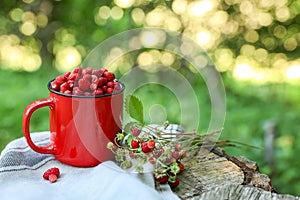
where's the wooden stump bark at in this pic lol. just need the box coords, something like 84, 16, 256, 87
173, 147, 299, 200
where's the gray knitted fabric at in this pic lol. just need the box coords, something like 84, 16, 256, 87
0, 132, 54, 172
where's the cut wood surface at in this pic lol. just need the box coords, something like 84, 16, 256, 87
173, 147, 299, 200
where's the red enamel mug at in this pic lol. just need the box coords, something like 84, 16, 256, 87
22, 80, 124, 167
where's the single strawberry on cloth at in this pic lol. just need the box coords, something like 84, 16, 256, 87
0, 125, 182, 200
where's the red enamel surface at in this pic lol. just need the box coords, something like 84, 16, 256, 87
22, 82, 124, 167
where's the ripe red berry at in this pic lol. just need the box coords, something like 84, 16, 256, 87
142, 142, 152, 153
90, 83, 98, 91
68, 72, 79, 80
103, 71, 115, 81
94, 88, 103, 96
102, 85, 108, 92
155, 175, 168, 184
73, 87, 83, 96
91, 75, 98, 83
147, 139, 155, 149
131, 139, 140, 149
172, 151, 180, 160
107, 81, 114, 88
106, 88, 114, 94
168, 178, 179, 189
175, 143, 182, 151
43, 167, 60, 180
83, 67, 93, 75
67, 80, 74, 88
114, 82, 121, 91
55, 75, 66, 85
167, 157, 176, 164
64, 71, 71, 79
60, 82, 70, 93
178, 163, 184, 173
50, 80, 60, 91
99, 77, 107, 85
78, 79, 90, 91
97, 79, 102, 87
48, 174, 58, 183
131, 127, 141, 137
92, 69, 103, 77
149, 156, 156, 164
83, 74, 92, 81
73, 67, 83, 74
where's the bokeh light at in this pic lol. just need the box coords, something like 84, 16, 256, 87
131, 8, 145, 25
188, 0, 215, 17
275, 6, 290, 22
55, 46, 82, 72
20, 22, 36, 36
214, 48, 234, 72
197, 31, 211, 46
98, 6, 111, 20
36, 13, 48, 27
140, 30, 166, 48
9, 8, 23, 22
172, 0, 188, 15
233, 63, 255, 80
0, 34, 41, 71
110, 6, 124, 20
286, 65, 300, 80
0, 0, 299, 84
145, 6, 166, 27
161, 52, 175, 66
284, 37, 297, 51
114, 0, 135, 8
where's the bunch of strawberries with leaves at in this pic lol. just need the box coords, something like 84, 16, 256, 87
107, 95, 257, 189
107, 95, 188, 189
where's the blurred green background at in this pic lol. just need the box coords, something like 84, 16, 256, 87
1, 0, 300, 196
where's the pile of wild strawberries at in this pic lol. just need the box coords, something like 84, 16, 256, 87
108, 126, 186, 189
50, 67, 122, 96
43, 167, 60, 183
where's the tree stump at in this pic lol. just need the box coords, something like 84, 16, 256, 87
174, 147, 299, 200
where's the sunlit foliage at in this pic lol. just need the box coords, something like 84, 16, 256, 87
0, 0, 299, 83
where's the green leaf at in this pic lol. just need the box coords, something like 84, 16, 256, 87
125, 95, 144, 124
126, 135, 133, 146
170, 162, 180, 175
116, 133, 125, 141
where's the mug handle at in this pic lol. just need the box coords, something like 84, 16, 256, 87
22, 97, 56, 154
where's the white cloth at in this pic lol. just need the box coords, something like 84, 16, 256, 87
0, 131, 180, 200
